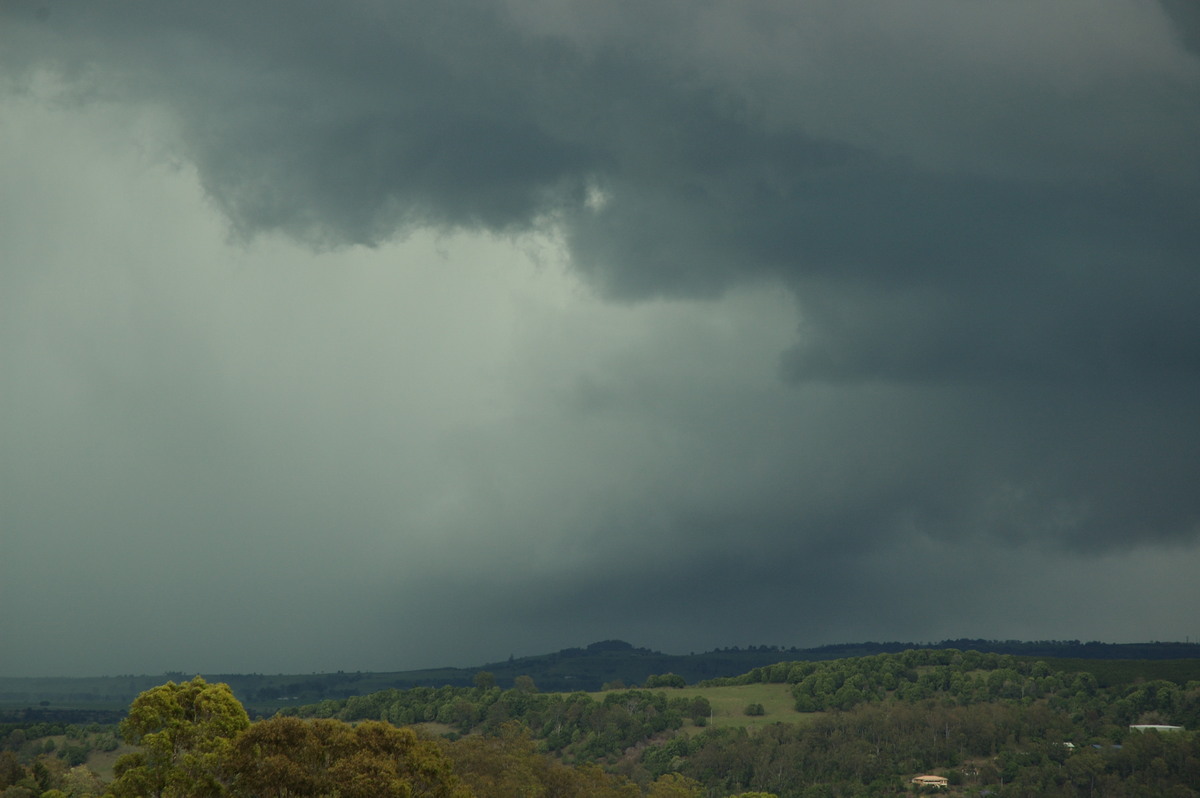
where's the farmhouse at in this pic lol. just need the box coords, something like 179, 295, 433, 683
911, 774, 949, 788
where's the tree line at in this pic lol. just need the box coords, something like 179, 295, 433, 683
281, 673, 711, 763
2, 648, 1199, 797
709, 648, 1200, 728
0, 677, 764, 798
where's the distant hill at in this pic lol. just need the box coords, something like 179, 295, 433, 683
3, 638, 1198, 717
459, 638, 1200, 694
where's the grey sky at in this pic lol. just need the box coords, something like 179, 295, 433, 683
2, 1, 1198, 677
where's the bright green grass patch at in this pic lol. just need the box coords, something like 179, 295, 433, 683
587, 683, 817, 731
680, 683, 816, 730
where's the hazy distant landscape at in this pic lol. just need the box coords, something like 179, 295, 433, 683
2, 640, 1198, 796
5, 639, 1200, 718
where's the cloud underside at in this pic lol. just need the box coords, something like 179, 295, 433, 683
8, 2, 1198, 380
1, 0, 1199, 674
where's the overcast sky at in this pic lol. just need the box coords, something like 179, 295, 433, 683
3, 1, 1200, 678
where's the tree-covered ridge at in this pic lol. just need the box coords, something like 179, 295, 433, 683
282, 682, 712, 763
636, 701, 1200, 797
4, 640, 1198, 713
285, 649, 1200, 749
706, 648, 1200, 728
269, 648, 1200, 796
324, 639, 1200, 695
4, 651, 1200, 797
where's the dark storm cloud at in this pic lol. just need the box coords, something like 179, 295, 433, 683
3, 1, 1200, 674
6, 0, 1197, 380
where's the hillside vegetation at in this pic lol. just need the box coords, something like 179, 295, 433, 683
5, 639, 1198, 717
2, 646, 1199, 797
267, 647, 1200, 795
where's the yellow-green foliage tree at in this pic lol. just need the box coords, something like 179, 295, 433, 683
108, 676, 250, 798
227, 716, 467, 798
645, 772, 703, 797
444, 722, 639, 798
109, 680, 466, 798
63, 764, 107, 797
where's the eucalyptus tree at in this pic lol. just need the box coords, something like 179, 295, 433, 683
108, 676, 249, 798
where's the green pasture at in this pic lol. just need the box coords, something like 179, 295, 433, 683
590, 682, 815, 731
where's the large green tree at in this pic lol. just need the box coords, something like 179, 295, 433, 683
108, 676, 250, 798
228, 716, 467, 798
444, 723, 638, 798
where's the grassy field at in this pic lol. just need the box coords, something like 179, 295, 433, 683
590, 682, 815, 732
86, 744, 137, 782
